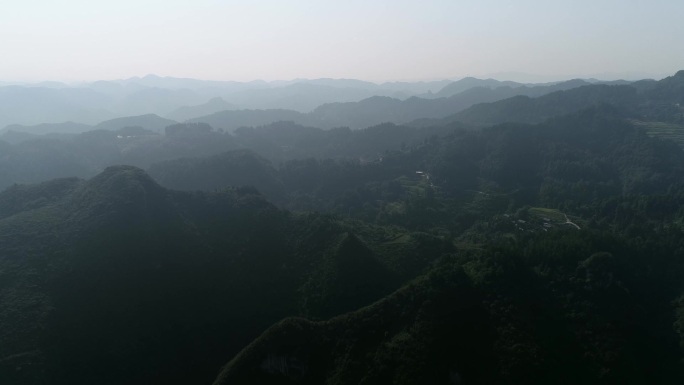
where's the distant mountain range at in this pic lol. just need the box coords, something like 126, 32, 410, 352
186, 76, 678, 131
0, 73, 645, 132
1, 114, 178, 136
3, 71, 682, 142
437, 70, 684, 126
0, 75, 449, 129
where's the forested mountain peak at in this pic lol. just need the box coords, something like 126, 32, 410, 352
79, 165, 162, 197
94, 113, 177, 133
0, 162, 453, 384
434, 76, 524, 97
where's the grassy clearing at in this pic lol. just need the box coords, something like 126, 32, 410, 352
527, 207, 585, 229
528, 207, 566, 222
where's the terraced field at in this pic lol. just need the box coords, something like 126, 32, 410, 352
631, 120, 684, 146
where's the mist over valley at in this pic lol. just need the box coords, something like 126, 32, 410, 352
2, 1, 684, 384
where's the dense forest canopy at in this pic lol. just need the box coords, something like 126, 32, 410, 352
1, 70, 684, 384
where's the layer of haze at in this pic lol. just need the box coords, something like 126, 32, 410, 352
1, 0, 683, 83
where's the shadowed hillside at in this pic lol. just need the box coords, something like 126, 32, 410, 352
0, 166, 448, 385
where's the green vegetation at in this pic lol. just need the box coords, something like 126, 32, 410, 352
207, 104, 684, 384
0, 168, 449, 384
2, 70, 684, 385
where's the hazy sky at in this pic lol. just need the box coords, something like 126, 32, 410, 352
1, 0, 682, 82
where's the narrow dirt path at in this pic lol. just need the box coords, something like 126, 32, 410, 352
564, 214, 581, 230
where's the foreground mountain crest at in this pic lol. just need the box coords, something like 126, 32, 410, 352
0, 167, 447, 384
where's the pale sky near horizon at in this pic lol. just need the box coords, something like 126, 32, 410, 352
1, 0, 682, 83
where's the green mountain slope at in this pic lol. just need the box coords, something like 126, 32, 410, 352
0, 166, 447, 385
204, 106, 684, 384
215, 244, 684, 384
